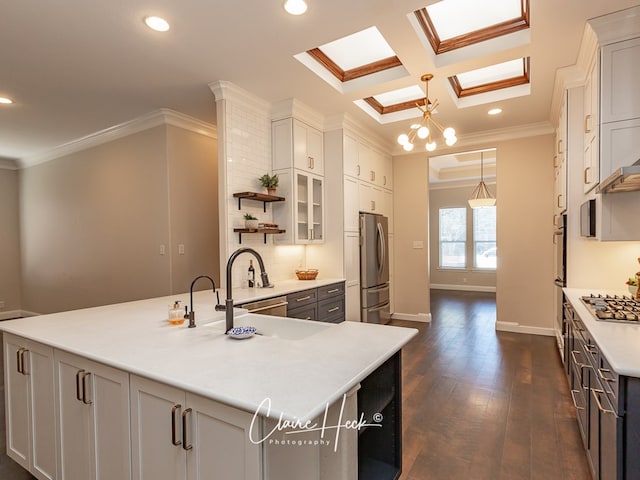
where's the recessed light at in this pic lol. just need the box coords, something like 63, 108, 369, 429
283, 0, 308, 15
144, 16, 170, 32
488, 108, 502, 115
0, 97, 13, 104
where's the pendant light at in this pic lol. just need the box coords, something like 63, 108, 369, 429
468, 152, 496, 208
397, 74, 457, 152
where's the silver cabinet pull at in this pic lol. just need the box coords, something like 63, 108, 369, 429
558, 139, 563, 154
171, 404, 182, 446
182, 408, 193, 451
370, 171, 375, 181
584, 167, 591, 184
76, 369, 86, 402
383, 175, 387, 186
296, 295, 312, 302
357, 165, 360, 176
591, 388, 616, 415
584, 343, 598, 355
21, 350, 29, 375
598, 368, 616, 383
247, 301, 288, 313
82, 372, 92, 405
327, 288, 340, 294
557, 194, 563, 208
570, 389, 585, 410
327, 306, 340, 313
16, 348, 28, 375
570, 350, 588, 368
584, 114, 592, 134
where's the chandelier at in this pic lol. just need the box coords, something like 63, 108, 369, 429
468, 151, 496, 208
397, 74, 457, 152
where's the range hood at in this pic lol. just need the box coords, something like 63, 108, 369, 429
596, 160, 640, 194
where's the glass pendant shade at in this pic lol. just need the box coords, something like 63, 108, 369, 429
468, 152, 495, 208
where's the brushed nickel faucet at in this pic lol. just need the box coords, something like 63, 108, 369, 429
225, 248, 272, 332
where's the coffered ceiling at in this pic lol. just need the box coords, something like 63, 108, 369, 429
1, 0, 638, 167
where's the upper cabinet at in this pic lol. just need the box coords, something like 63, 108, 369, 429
273, 118, 324, 175
554, 90, 568, 212
583, 56, 600, 193
345, 139, 393, 190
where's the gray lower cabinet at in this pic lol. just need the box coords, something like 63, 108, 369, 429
564, 298, 640, 480
286, 282, 345, 323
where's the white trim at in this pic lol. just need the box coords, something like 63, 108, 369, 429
0, 158, 18, 170
324, 112, 395, 154
495, 321, 555, 337
19, 109, 216, 169
209, 80, 270, 116
0, 310, 40, 320
391, 312, 431, 323
430, 284, 496, 293
270, 98, 325, 131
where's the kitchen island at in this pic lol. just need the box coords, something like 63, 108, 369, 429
1, 289, 417, 480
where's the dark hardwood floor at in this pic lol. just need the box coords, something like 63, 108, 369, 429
391, 290, 591, 480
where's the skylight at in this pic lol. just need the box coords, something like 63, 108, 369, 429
449, 58, 529, 98
412, 0, 529, 55
364, 85, 426, 114
294, 26, 408, 93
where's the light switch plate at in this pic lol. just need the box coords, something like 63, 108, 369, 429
412, 240, 424, 249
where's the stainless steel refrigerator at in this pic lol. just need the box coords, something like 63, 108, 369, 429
359, 212, 390, 324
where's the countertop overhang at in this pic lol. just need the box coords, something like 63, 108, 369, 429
0, 282, 418, 422
564, 288, 640, 377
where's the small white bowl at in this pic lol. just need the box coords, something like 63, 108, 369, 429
226, 326, 256, 339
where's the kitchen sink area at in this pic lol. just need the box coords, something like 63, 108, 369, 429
203, 313, 334, 340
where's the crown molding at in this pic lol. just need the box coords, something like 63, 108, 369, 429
19, 109, 216, 169
324, 112, 395, 154
589, 4, 640, 46
270, 98, 325, 131
209, 80, 270, 116
0, 157, 19, 170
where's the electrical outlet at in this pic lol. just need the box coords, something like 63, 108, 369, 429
0, 301, 5, 310
178, 244, 185, 255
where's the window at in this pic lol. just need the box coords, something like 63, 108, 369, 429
439, 208, 466, 268
473, 206, 497, 269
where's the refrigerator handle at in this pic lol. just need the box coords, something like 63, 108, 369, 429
376, 222, 386, 276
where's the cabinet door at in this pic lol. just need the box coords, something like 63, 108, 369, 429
186, 393, 261, 480
130, 375, 187, 480
56, 351, 131, 480
309, 174, 324, 243
583, 135, 599, 193
343, 134, 360, 178
4, 335, 32, 471
358, 182, 375, 213
600, 118, 640, 179
293, 120, 323, 175
344, 232, 360, 322
381, 154, 393, 190
344, 176, 359, 232
601, 37, 640, 123
4, 335, 57, 480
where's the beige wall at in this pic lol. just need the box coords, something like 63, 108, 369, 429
0, 162, 21, 317
392, 154, 430, 318
19, 124, 218, 314
429, 184, 497, 290
167, 125, 220, 291
393, 134, 554, 332
494, 135, 555, 333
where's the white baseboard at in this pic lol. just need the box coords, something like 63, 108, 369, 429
392, 312, 431, 323
430, 284, 496, 293
495, 321, 555, 337
0, 310, 23, 321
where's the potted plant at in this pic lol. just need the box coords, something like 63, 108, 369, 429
244, 213, 259, 229
259, 173, 279, 195
627, 276, 639, 296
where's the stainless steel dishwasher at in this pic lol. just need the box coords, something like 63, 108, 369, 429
241, 296, 288, 317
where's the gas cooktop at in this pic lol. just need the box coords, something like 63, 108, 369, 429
581, 294, 640, 323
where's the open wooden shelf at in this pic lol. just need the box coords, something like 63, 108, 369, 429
233, 192, 285, 212
233, 228, 286, 244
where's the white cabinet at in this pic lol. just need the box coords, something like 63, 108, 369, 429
273, 169, 324, 244
344, 231, 360, 322
554, 91, 568, 213
343, 133, 360, 179
583, 56, 600, 193
601, 37, 640, 123
55, 350, 131, 480
273, 118, 323, 175
3, 334, 57, 480
343, 176, 359, 232
130, 375, 261, 480
600, 118, 640, 178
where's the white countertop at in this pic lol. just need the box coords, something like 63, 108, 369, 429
0, 287, 417, 422
228, 277, 343, 304
564, 288, 640, 377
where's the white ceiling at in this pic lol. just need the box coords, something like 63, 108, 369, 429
1, 0, 638, 167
